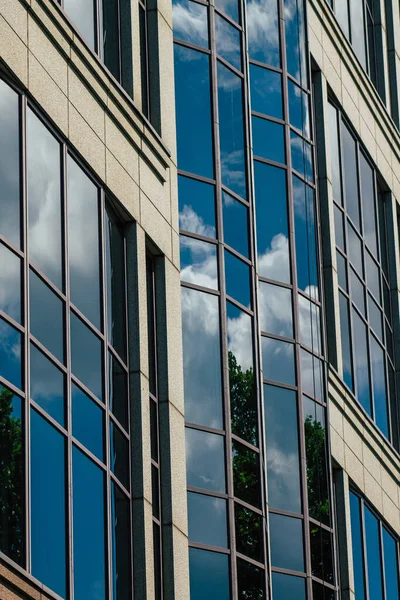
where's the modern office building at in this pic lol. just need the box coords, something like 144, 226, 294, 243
0, 0, 399, 599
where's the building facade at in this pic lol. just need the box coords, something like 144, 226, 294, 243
0, 1, 399, 600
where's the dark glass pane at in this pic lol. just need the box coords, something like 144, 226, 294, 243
293, 178, 318, 298
370, 335, 389, 437
103, 0, 120, 80
27, 109, 62, 290
334, 204, 345, 249
310, 524, 334, 583
272, 572, 306, 600
189, 548, 230, 600
216, 14, 241, 70
147, 257, 157, 398
368, 296, 382, 341
288, 80, 310, 137
180, 236, 218, 290
111, 484, 131, 600
313, 581, 335, 600
153, 524, 162, 600
64, 0, 95, 49
301, 349, 324, 401
246, 0, 280, 67
30, 270, 64, 363
110, 422, 129, 489
339, 293, 353, 389
181, 288, 223, 429
0, 386, 23, 565
348, 224, 363, 275
109, 353, 128, 430
378, 196, 389, 278
227, 302, 257, 445
172, 0, 209, 47
337, 251, 347, 291
269, 513, 304, 572
298, 295, 321, 354
336, 0, 350, 38
264, 385, 301, 513
0, 79, 20, 248
237, 558, 265, 599
291, 132, 313, 181
174, 45, 214, 178
67, 156, 101, 329
232, 439, 261, 507
350, 0, 366, 68
254, 161, 290, 283
259, 282, 293, 338
73, 446, 106, 600
71, 312, 103, 401
225, 250, 251, 307
352, 310, 371, 415
186, 428, 226, 492
235, 506, 263, 561
383, 527, 399, 600
303, 397, 330, 525
223, 192, 249, 257
284, 0, 307, 85
341, 123, 360, 230
350, 269, 366, 315
250, 65, 282, 119
366, 252, 380, 302
360, 154, 377, 257
349, 492, 366, 600
30, 344, 65, 426
364, 506, 384, 600
0, 317, 22, 389
31, 410, 66, 597
218, 62, 246, 199
262, 337, 295, 385
150, 400, 158, 461
105, 205, 126, 361
215, 0, 239, 22
178, 175, 216, 238
328, 104, 342, 204
188, 492, 228, 548
152, 464, 160, 519
0, 243, 21, 323
72, 383, 104, 461
252, 117, 285, 164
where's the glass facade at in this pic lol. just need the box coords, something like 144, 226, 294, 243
0, 76, 132, 600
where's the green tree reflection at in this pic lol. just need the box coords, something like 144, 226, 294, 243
0, 386, 23, 564
304, 414, 330, 524
229, 351, 257, 445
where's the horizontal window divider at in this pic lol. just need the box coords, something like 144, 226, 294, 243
152, 516, 161, 528
216, 55, 244, 78
107, 343, 128, 372
29, 335, 67, 373
178, 169, 216, 186
151, 458, 160, 469
235, 552, 265, 569
188, 541, 230, 555
30, 399, 67, 437
268, 507, 304, 520
213, 7, 243, 32
188, 0, 208, 7
70, 374, 103, 407
109, 412, 129, 440
225, 294, 253, 315
298, 344, 324, 362
231, 433, 260, 454
28, 264, 66, 302
0, 309, 24, 333
173, 38, 211, 56
234, 497, 263, 516
0, 234, 24, 258
72, 437, 107, 472
291, 169, 315, 188
288, 124, 314, 146
69, 303, 104, 342
249, 58, 283, 74
270, 565, 307, 577
223, 243, 251, 265
287, 72, 311, 94
253, 155, 287, 170
220, 184, 249, 206
308, 517, 334, 533
302, 391, 327, 408
186, 486, 229, 500
185, 421, 225, 436
110, 472, 131, 498
262, 378, 297, 392
257, 276, 293, 290
310, 577, 337, 591
297, 288, 322, 307
260, 331, 295, 344
251, 111, 285, 126
149, 392, 159, 404
0, 376, 25, 399
180, 281, 221, 297
179, 229, 218, 245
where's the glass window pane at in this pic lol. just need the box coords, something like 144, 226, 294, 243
225, 250, 251, 307
181, 288, 223, 429
349, 491, 366, 600
246, 0, 280, 67
310, 524, 334, 584
218, 62, 247, 199
215, 0, 239, 22
27, 109, 62, 290
70, 312, 103, 401
250, 65, 282, 119
337, 251, 347, 291
232, 439, 261, 507
348, 224, 363, 275
0, 79, 20, 248
368, 296, 382, 341
339, 293, 353, 390
259, 282, 293, 338
109, 353, 128, 431
67, 156, 101, 330
30, 344, 65, 426
189, 548, 230, 600
105, 205, 126, 362
284, 0, 307, 84
0, 318, 22, 390
329, 103, 342, 204
288, 80, 310, 137
235, 506, 263, 562
342, 123, 360, 230
237, 558, 265, 598
383, 527, 399, 600
72, 383, 104, 461
254, 162, 290, 283
291, 132, 313, 181
174, 46, 214, 178
178, 175, 216, 238
73, 446, 106, 600
31, 410, 66, 597
360, 154, 377, 257
111, 484, 132, 600
366, 252, 380, 302
269, 513, 305, 572
0, 243, 22, 323
188, 492, 228, 548
252, 116, 285, 164
370, 335, 389, 438
264, 384, 301, 513
172, 0, 209, 48
312, 581, 335, 600
102, 0, 120, 80
364, 506, 384, 600
110, 422, 129, 489
222, 192, 249, 258
298, 295, 321, 354
272, 572, 306, 600
0, 386, 23, 565
30, 270, 64, 363
64, 0, 95, 49
300, 349, 324, 401
262, 337, 295, 386
186, 428, 226, 492
350, 0, 366, 68
336, 0, 349, 37
334, 204, 345, 249
293, 178, 318, 298
215, 14, 241, 70
180, 236, 218, 290
350, 268, 366, 316
352, 310, 372, 415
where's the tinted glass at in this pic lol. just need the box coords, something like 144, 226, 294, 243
111, 484, 131, 600
246, 0, 280, 67
0, 386, 23, 565
252, 117, 285, 164
383, 527, 399, 600
64, 0, 95, 49
272, 572, 306, 600
188, 492, 228, 548
103, 0, 120, 79
178, 175, 216, 238
0, 243, 21, 323
350, 492, 366, 600
337, 251, 347, 290
109, 353, 128, 430
360, 154, 377, 257
339, 293, 353, 389
250, 65, 282, 119
70, 312, 103, 401
222, 192, 249, 257
232, 440, 261, 507
291, 132, 313, 181
237, 558, 265, 599
180, 236, 218, 290
0, 317, 22, 389
264, 384, 301, 513
348, 224, 363, 275
352, 310, 371, 415
262, 337, 295, 385
350, 0, 366, 68
269, 513, 305, 572
72, 383, 104, 461
336, 0, 349, 37
254, 162, 290, 283
301, 349, 324, 401
215, 0, 239, 21
298, 295, 321, 353
30, 270, 64, 363
288, 81, 310, 137
369, 296, 382, 340
225, 250, 251, 307
259, 282, 293, 338
293, 178, 318, 298
27, 109, 62, 290
186, 428, 226, 492
31, 410, 66, 597
30, 344, 65, 426
174, 45, 214, 178
189, 548, 230, 600
334, 204, 345, 249
218, 62, 246, 199
172, 0, 209, 48
364, 506, 383, 600
105, 206, 126, 361
366, 252, 380, 302
235, 506, 263, 561
284, 0, 307, 84
215, 14, 241, 70
370, 335, 388, 437
110, 422, 129, 489
328, 104, 342, 204
181, 288, 223, 429
67, 156, 101, 329
0, 79, 20, 248
350, 269, 365, 315
341, 123, 360, 230
310, 524, 334, 583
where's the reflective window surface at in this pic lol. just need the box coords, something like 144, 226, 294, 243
252, 117, 285, 164
30, 344, 65, 426
30, 270, 64, 363
272, 572, 306, 600
0, 243, 21, 323
250, 65, 282, 119
173, 0, 209, 48
189, 548, 230, 600
188, 492, 228, 548
269, 513, 305, 572
246, 0, 280, 67
179, 176, 216, 239
186, 428, 226, 492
